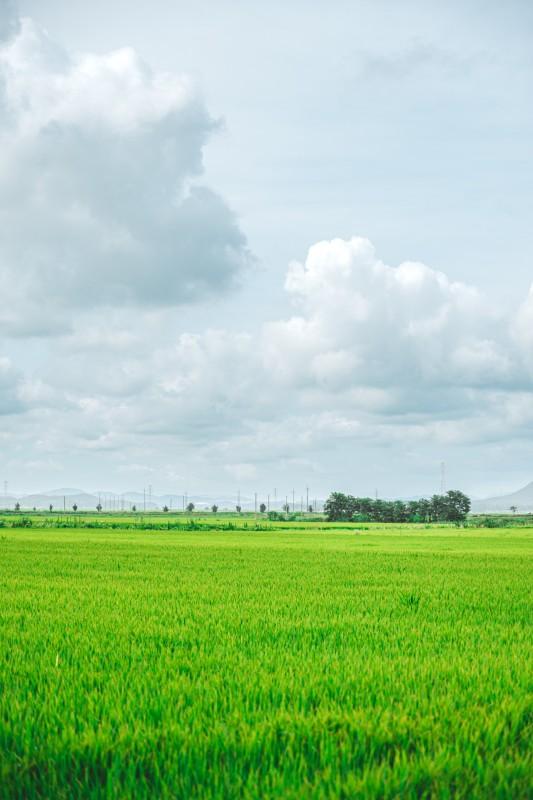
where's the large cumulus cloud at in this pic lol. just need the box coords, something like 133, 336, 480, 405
265, 237, 515, 391
11, 237, 533, 454
3, 233, 533, 492
0, 14, 250, 335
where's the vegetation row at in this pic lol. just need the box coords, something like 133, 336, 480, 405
324, 490, 471, 523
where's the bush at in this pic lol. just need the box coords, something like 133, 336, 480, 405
11, 517, 33, 528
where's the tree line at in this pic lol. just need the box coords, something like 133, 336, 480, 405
324, 490, 471, 523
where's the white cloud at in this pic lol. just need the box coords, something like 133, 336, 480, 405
6, 235, 532, 485
0, 4, 530, 495
1, 0, 530, 504
264, 236, 512, 392
0, 15, 250, 335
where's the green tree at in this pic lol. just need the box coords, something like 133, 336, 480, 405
429, 494, 446, 522
372, 499, 388, 522
417, 498, 431, 522
259, 502, 266, 513
356, 497, 374, 520
324, 493, 357, 521
324, 490, 470, 524
443, 490, 471, 521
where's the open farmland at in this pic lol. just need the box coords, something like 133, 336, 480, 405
0, 520, 531, 798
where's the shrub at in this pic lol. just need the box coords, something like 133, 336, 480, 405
12, 517, 33, 528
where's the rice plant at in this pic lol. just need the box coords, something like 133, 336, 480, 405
0, 524, 531, 798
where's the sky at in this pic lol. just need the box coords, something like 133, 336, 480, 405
1, 0, 532, 500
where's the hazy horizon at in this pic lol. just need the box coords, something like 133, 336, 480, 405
3, 478, 533, 508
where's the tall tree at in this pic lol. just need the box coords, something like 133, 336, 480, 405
443, 490, 471, 521
324, 493, 357, 521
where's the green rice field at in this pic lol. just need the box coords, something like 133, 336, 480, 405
0, 520, 531, 798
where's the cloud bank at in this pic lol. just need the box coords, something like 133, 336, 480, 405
4, 231, 533, 492
0, 13, 250, 335
1, 4, 532, 495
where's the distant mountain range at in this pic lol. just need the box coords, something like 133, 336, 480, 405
0, 488, 306, 512
3, 483, 533, 513
470, 481, 533, 514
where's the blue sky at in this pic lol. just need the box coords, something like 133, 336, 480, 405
2, 0, 533, 499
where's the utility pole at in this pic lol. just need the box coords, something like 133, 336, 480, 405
143, 488, 146, 512
274, 488, 277, 508
292, 488, 295, 512
267, 494, 270, 512
306, 487, 309, 513
254, 492, 257, 513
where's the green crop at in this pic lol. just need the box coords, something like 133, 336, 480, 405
0, 524, 531, 798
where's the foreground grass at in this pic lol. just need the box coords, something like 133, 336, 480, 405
0, 526, 531, 798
